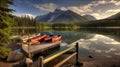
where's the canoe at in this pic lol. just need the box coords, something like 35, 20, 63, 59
44, 35, 62, 43
30, 34, 46, 43
21, 34, 46, 43
52, 35, 62, 43
21, 33, 41, 43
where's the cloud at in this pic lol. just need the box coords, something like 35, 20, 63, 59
105, 9, 120, 13
14, 13, 36, 18
68, 6, 84, 15
109, 0, 120, 6
60, 7, 68, 11
91, 13, 100, 19
116, 1, 120, 6
96, 0, 120, 6
67, 3, 93, 14
34, 3, 57, 12
98, 0, 106, 4
19, 1, 58, 12
79, 3, 93, 12
62, 0, 120, 19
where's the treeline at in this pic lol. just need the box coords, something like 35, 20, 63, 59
12, 15, 37, 27
36, 22, 52, 28
36, 20, 120, 29
11, 16, 52, 28
52, 22, 76, 28
11, 15, 120, 28
76, 20, 120, 27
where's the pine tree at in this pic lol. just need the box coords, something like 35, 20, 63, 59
0, 0, 14, 46
0, 0, 14, 59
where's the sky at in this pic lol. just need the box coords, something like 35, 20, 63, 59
10, 0, 120, 19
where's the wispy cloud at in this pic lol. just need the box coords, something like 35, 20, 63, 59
98, 0, 106, 4
22, 1, 57, 12
105, 9, 120, 13
90, 13, 101, 19
109, 0, 120, 6
34, 3, 57, 12
60, 7, 68, 11
68, 4, 92, 14
61, 0, 120, 19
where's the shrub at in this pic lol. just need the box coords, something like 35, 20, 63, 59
0, 46, 11, 59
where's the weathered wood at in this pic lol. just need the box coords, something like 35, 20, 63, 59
76, 43, 79, 64
64, 51, 74, 54
43, 45, 75, 64
38, 56, 44, 67
28, 34, 31, 58
54, 52, 77, 67
22, 41, 61, 56
75, 42, 83, 66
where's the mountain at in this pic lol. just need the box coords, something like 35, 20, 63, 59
36, 9, 63, 22
83, 14, 96, 21
105, 12, 120, 20
50, 10, 87, 22
36, 9, 96, 22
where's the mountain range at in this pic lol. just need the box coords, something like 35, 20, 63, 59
36, 9, 96, 22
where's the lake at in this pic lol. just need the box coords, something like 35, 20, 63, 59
12, 28, 120, 62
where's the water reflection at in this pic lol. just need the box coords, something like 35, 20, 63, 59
12, 28, 120, 61
77, 34, 120, 61
52, 32, 92, 44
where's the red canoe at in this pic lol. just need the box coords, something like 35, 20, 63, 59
52, 35, 62, 43
44, 37, 52, 41
29, 34, 46, 44
44, 35, 62, 43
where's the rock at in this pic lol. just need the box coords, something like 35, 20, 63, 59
7, 51, 24, 62
14, 49, 21, 52
25, 58, 33, 64
88, 55, 93, 58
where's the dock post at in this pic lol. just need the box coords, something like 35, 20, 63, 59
28, 34, 31, 58
75, 42, 83, 66
20, 33, 22, 48
38, 56, 44, 67
76, 43, 79, 64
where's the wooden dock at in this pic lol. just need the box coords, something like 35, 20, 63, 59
37, 43, 81, 67
21, 41, 61, 57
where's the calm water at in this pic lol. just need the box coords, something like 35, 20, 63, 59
13, 28, 120, 61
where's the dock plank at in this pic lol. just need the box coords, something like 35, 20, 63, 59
22, 41, 61, 55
